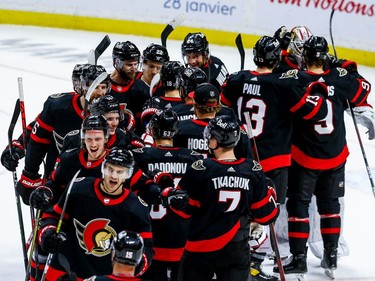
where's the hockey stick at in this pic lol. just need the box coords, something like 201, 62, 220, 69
329, 9, 375, 197
244, 113, 286, 281
87, 35, 111, 65
149, 73, 161, 97
235, 34, 245, 71
41, 170, 81, 281
84, 72, 109, 114
161, 12, 188, 48
25, 209, 41, 281
8, 99, 28, 271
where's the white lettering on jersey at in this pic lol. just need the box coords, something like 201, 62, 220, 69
212, 176, 250, 190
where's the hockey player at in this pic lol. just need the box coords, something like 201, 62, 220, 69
14, 64, 108, 205
220, 35, 328, 281
37, 147, 153, 280
181, 32, 228, 91
137, 43, 170, 96
84, 230, 145, 281
89, 95, 144, 150
133, 109, 204, 281
174, 83, 253, 159
160, 115, 279, 281
172, 67, 208, 121
108, 41, 151, 134
274, 36, 373, 278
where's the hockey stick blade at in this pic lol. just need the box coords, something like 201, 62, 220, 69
235, 34, 245, 71
88, 35, 111, 65
8, 99, 21, 149
149, 73, 160, 97
161, 12, 188, 47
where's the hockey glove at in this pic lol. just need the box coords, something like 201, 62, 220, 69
57, 272, 78, 281
39, 226, 67, 254
273, 26, 292, 50
29, 186, 53, 210
347, 106, 375, 140
248, 222, 267, 250
124, 108, 136, 132
16, 170, 43, 205
161, 187, 189, 210
328, 54, 357, 72
1, 141, 25, 172
147, 169, 174, 189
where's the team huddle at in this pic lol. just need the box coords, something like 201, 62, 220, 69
1, 25, 374, 281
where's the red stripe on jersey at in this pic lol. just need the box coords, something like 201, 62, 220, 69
350, 78, 370, 105
303, 98, 323, 120
291, 144, 349, 170
94, 178, 131, 205
153, 247, 185, 261
321, 227, 341, 234
288, 232, 309, 239
185, 220, 240, 252
251, 195, 271, 209
170, 206, 191, 219
107, 133, 116, 147
260, 154, 291, 172
72, 94, 85, 119
255, 208, 279, 224
35, 116, 54, 132
46, 265, 84, 281
188, 197, 200, 208
139, 231, 153, 239
290, 93, 308, 113
288, 217, 309, 223
111, 80, 135, 93
220, 93, 231, 106
30, 134, 51, 144
130, 169, 143, 187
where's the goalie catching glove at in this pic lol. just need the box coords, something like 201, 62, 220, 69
248, 222, 267, 250
160, 187, 189, 210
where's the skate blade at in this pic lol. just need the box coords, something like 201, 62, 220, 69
274, 273, 307, 281
324, 268, 335, 279
295, 273, 307, 281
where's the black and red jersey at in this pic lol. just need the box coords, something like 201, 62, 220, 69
221, 69, 327, 172
133, 146, 204, 262
45, 148, 107, 204
291, 67, 371, 169
86, 274, 142, 280
177, 158, 278, 252
200, 55, 229, 91
107, 128, 144, 150
26, 92, 85, 176
39, 177, 153, 280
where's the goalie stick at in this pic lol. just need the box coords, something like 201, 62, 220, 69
235, 33, 245, 71
8, 99, 28, 271
87, 35, 111, 65
329, 9, 375, 198
161, 12, 188, 48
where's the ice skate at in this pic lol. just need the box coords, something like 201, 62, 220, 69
273, 252, 307, 281
321, 243, 338, 280
250, 261, 278, 281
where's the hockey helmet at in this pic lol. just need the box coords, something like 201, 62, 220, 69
81, 114, 109, 139
113, 41, 141, 69
72, 64, 85, 94
111, 230, 144, 266
181, 32, 209, 57
253, 36, 281, 68
149, 108, 179, 138
302, 36, 329, 63
102, 147, 135, 179
289, 25, 313, 66
179, 67, 208, 99
80, 64, 108, 92
203, 115, 240, 148
160, 61, 184, 89
89, 95, 124, 121
142, 43, 170, 63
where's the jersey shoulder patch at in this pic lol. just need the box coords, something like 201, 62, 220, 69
279, 69, 299, 80
252, 160, 262, 171
191, 159, 206, 170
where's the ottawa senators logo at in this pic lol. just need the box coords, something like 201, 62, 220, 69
74, 218, 116, 257
336, 67, 348, 77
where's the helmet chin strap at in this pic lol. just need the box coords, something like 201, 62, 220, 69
208, 143, 219, 156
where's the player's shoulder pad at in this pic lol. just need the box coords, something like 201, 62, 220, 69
279, 69, 299, 80
191, 159, 206, 170
251, 160, 263, 171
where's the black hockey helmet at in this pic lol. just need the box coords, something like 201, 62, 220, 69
160, 61, 184, 90
72, 64, 85, 94
181, 32, 209, 57
253, 36, 281, 68
113, 41, 141, 69
111, 230, 144, 266
302, 36, 329, 63
143, 43, 169, 63
80, 64, 108, 92
203, 115, 240, 148
102, 147, 135, 179
179, 67, 208, 99
89, 95, 124, 121
81, 114, 109, 139
149, 108, 179, 138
